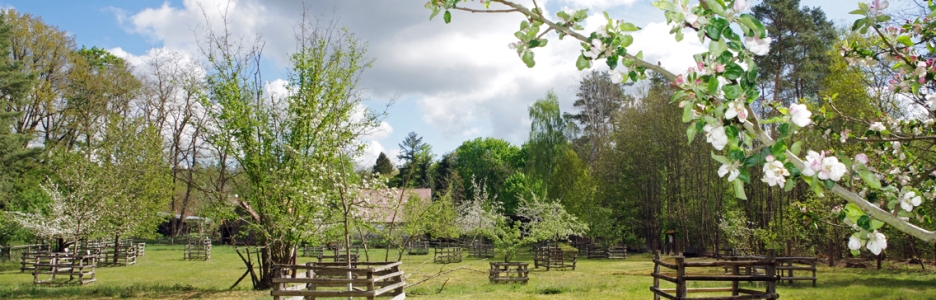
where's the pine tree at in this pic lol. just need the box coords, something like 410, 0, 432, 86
372, 152, 395, 175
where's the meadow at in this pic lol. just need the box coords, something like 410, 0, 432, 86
1, 245, 935, 299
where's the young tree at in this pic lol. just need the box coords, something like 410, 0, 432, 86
200, 12, 384, 288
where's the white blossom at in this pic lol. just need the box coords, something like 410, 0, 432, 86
866, 230, 887, 255
745, 35, 772, 56
610, 69, 625, 84
818, 156, 848, 181
703, 124, 729, 150
927, 94, 936, 111
848, 236, 862, 250
900, 191, 922, 212
724, 99, 748, 121
718, 161, 741, 182
800, 150, 824, 177
761, 155, 790, 188
789, 103, 812, 127
869, 122, 886, 132
733, 0, 750, 11
583, 39, 604, 60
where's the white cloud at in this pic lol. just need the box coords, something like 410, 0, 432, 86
558, 0, 638, 10
122, 0, 296, 66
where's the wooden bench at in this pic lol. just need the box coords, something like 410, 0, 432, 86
270, 261, 405, 300
489, 262, 529, 284
433, 247, 462, 264
534, 247, 577, 271
32, 253, 97, 285
650, 251, 779, 300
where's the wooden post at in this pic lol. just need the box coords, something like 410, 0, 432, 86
652, 251, 661, 300
787, 260, 793, 285
811, 258, 817, 287
675, 256, 686, 298
766, 250, 777, 297
731, 256, 740, 296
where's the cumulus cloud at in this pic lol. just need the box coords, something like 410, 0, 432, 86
558, 0, 638, 10
115, 0, 707, 155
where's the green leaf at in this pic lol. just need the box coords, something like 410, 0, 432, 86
848, 9, 865, 15
897, 35, 913, 47
704, 0, 726, 16
778, 123, 790, 138
707, 76, 720, 95
737, 168, 750, 183
687, 124, 698, 144
723, 63, 744, 80
522, 50, 535, 68
573, 9, 588, 21
823, 179, 835, 190
620, 35, 634, 48
576, 54, 590, 70
771, 139, 786, 157
444, 11, 452, 24
790, 141, 803, 156
859, 170, 882, 189
725, 125, 739, 139
682, 103, 695, 122
711, 153, 731, 164
722, 84, 741, 99
734, 179, 747, 199
739, 14, 766, 38
852, 18, 866, 31
851, 249, 861, 257
556, 11, 570, 21
620, 22, 640, 32
429, 8, 441, 21
857, 215, 871, 230
869, 219, 884, 230
784, 177, 796, 192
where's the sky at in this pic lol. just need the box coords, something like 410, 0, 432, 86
0, 0, 866, 167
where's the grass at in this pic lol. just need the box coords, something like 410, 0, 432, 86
1, 245, 935, 299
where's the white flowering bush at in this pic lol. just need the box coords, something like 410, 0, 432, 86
425, 0, 936, 256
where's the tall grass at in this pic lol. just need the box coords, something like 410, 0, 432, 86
1, 245, 934, 299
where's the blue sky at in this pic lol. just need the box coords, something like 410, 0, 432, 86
1, 0, 865, 167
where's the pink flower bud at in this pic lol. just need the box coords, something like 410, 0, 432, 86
716, 64, 725, 73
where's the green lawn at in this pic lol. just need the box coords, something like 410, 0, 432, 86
1, 245, 934, 299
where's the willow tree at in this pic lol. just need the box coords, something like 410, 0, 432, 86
201, 14, 383, 289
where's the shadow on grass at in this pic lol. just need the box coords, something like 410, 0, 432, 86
0, 283, 240, 299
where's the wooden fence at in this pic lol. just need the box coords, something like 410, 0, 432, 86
650, 251, 779, 300
184, 237, 211, 261
464, 240, 494, 258
720, 255, 817, 287
270, 261, 405, 300
433, 247, 462, 264
489, 262, 529, 284
1, 244, 51, 263
533, 247, 577, 271
32, 252, 97, 285
407, 240, 428, 255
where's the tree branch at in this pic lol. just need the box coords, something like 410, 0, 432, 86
491, 0, 678, 82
